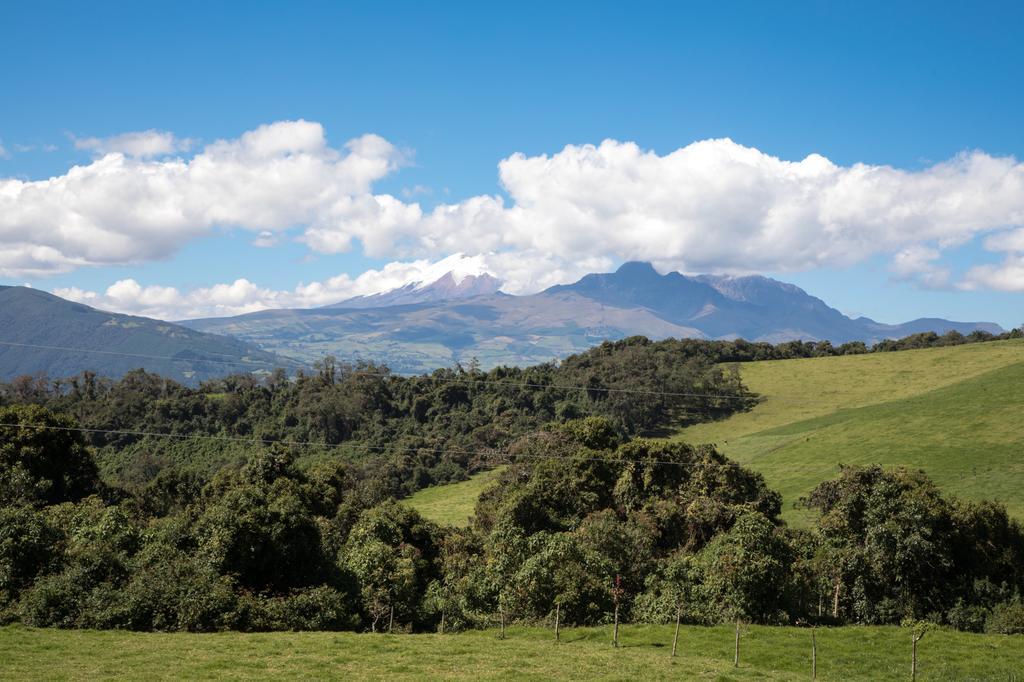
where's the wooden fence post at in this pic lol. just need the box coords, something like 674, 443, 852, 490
734, 619, 740, 668
612, 575, 622, 648
812, 626, 817, 680
671, 603, 681, 658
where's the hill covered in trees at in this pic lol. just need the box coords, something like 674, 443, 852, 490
0, 286, 294, 384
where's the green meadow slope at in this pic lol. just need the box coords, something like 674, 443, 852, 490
673, 339, 1024, 523
406, 467, 504, 526
3, 624, 1022, 681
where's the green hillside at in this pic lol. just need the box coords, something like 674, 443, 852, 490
4, 624, 1022, 681
406, 467, 504, 526
673, 339, 1024, 522
405, 340, 1024, 527
0, 286, 297, 384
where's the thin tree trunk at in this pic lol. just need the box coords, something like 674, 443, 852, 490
812, 626, 817, 680
734, 619, 740, 668
440, 611, 445, 635
832, 576, 841, 618
554, 603, 560, 642
499, 606, 506, 640
388, 604, 394, 634
671, 603, 681, 658
911, 631, 925, 681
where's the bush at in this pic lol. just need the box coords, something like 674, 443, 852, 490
18, 570, 87, 628
0, 506, 60, 605
945, 599, 987, 633
119, 546, 239, 632
233, 587, 358, 631
985, 600, 1024, 635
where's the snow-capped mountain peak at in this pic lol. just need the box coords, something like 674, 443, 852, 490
324, 269, 503, 309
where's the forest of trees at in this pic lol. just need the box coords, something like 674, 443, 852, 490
1, 334, 1022, 635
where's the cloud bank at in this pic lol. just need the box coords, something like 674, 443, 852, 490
53, 252, 612, 319
4, 120, 1024, 316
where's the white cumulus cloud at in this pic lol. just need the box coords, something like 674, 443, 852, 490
297, 138, 1024, 291
6, 122, 1024, 296
961, 256, 1024, 292
51, 252, 615, 320
0, 120, 404, 277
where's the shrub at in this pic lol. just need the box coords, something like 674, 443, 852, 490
233, 587, 358, 631
0, 506, 60, 605
985, 599, 1024, 635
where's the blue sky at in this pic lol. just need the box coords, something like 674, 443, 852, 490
1, 1, 1023, 326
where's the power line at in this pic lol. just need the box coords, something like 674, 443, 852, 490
0, 420, 824, 471
0, 339, 762, 402
0, 340, 295, 370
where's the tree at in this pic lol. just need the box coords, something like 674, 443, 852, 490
693, 511, 792, 623
0, 405, 100, 506
194, 457, 330, 593
341, 501, 440, 631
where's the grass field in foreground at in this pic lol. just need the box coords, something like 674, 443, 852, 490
405, 466, 504, 526
1, 624, 1020, 680
672, 339, 1024, 524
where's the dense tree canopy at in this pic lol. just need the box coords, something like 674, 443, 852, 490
0, 334, 1021, 634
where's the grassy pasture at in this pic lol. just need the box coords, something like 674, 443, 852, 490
405, 466, 504, 526
1, 624, 1020, 680
673, 339, 1024, 523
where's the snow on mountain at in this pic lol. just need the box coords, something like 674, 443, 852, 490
324, 270, 503, 309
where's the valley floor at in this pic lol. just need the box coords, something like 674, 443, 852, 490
1, 623, 1020, 680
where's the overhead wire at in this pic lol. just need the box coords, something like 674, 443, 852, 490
0, 339, 842, 474
0, 420, 836, 472
0, 339, 763, 402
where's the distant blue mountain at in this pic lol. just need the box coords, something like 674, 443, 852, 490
181, 263, 1003, 374
547, 262, 1002, 343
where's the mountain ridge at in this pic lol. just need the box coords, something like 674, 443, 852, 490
324, 272, 503, 309
0, 286, 297, 384
180, 262, 1001, 373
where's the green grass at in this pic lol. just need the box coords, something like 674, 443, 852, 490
673, 339, 1024, 523
405, 467, 505, 526
1, 624, 1019, 680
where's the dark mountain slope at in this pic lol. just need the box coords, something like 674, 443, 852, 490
0, 286, 295, 383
